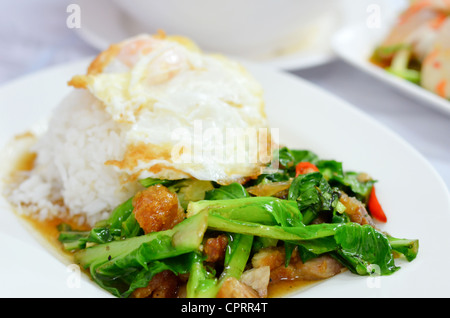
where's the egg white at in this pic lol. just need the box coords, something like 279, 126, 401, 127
71, 34, 273, 184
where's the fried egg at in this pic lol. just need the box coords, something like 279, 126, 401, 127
69, 32, 274, 184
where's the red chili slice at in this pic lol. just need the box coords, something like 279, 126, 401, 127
295, 162, 319, 177
368, 186, 387, 223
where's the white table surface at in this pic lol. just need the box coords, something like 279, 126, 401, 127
1, 0, 449, 192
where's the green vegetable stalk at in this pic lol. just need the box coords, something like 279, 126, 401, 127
187, 197, 302, 227
74, 212, 208, 297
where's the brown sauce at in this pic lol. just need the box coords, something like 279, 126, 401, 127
268, 280, 320, 298
21, 215, 89, 248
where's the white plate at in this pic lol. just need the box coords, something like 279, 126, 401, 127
331, 9, 450, 116
1, 58, 449, 298
74, 0, 348, 70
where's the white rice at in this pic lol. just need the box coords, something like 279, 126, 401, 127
4, 90, 141, 226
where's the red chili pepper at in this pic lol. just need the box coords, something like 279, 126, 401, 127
368, 186, 387, 223
295, 162, 319, 177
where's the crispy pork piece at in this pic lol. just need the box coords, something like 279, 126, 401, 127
216, 277, 260, 298
251, 246, 285, 270
339, 192, 375, 227
252, 247, 343, 283
132, 184, 185, 233
132, 270, 180, 298
240, 266, 271, 298
204, 234, 228, 263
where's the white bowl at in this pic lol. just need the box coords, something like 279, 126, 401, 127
112, 0, 338, 59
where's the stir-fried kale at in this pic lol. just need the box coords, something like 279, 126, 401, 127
288, 172, 343, 225
204, 182, 251, 200
58, 147, 419, 298
75, 211, 208, 297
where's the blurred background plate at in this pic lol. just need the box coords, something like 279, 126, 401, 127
74, 0, 404, 70
332, 22, 450, 116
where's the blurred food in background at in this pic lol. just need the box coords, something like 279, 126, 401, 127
370, 0, 450, 100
